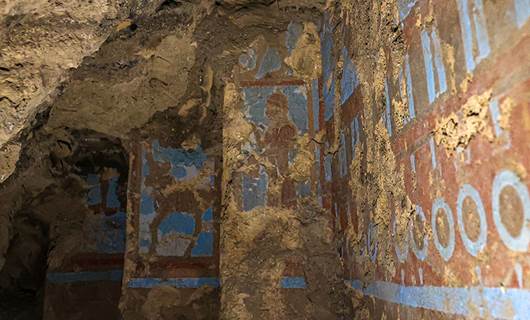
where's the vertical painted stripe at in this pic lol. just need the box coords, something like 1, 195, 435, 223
458, 0, 476, 72
384, 79, 393, 136
515, 0, 530, 27
489, 99, 503, 137
431, 30, 447, 96
398, 0, 419, 21
87, 174, 102, 206
421, 31, 436, 103
339, 132, 348, 177
472, 0, 491, 61
405, 55, 416, 119
429, 136, 437, 169
324, 152, 333, 182
106, 176, 121, 209
312, 79, 320, 132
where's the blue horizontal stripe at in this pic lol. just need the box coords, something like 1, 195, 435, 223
47, 270, 123, 284
127, 277, 220, 289
128, 277, 307, 289
281, 277, 306, 289
349, 280, 530, 319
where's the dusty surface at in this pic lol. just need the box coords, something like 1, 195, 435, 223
46, 15, 198, 138
434, 90, 494, 154
284, 22, 322, 81
220, 203, 349, 319
0, 142, 20, 183
120, 286, 218, 320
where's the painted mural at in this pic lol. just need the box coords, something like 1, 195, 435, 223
236, 21, 319, 213
239, 86, 312, 211
85, 169, 127, 254
324, 0, 530, 318
121, 137, 220, 295
138, 140, 216, 258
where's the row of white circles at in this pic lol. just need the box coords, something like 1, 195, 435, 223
392, 169, 530, 263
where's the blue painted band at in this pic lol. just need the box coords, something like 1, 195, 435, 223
397, 0, 418, 21
127, 277, 307, 289
127, 277, 220, 289
280, 277, 307, 289
349, 280, 530, 319
47, 270, 123, 284
515, 0, 530, 28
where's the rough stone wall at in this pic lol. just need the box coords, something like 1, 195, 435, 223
1, 1, 334, 318
0, 0, 166, 180
324, 0, 530, 318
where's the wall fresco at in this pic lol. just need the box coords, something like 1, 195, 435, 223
420, 27, 447, 105
218, 20, 354, 318
43, 153, 129, 320
324, 0, 530, 318
121, 137, 220, 299
457, 0, 491, 73
45, 167, 128, 290
85, 170, 127, 254
136, 140, 216, 258
239, 85, 311, 211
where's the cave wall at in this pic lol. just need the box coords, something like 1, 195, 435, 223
43, 149, 128, 320
1, 0, 529, 319
0, 0, 166, 179
0, 2, 216, 318
0, 0, 205, 277
220, 18, 351, 319
324, 0, 530, 318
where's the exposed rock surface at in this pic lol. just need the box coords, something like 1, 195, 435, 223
0, 0, 165, 158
